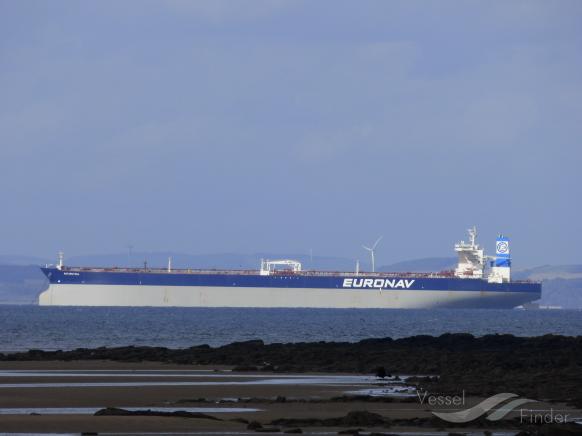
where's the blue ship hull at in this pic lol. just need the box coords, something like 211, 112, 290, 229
41, 268, 541, 293
39, 267, 541, 309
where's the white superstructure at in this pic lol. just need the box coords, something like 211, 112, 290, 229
453, 227, 512, 283
454, 226, 486, 279
260, 259, 302, 276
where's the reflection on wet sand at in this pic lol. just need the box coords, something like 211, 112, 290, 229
0, 363, 578, 435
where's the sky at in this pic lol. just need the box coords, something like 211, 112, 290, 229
1, 0, 581, 268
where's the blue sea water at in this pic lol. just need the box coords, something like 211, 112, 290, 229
0, 306, 581, 353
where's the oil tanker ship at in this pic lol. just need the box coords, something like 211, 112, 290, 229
38, 228, 541, 308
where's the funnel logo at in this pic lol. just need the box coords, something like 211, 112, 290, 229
426, 392, 535, 423
496, 241, 509, 254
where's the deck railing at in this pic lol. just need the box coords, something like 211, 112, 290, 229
54, 265, 537, 282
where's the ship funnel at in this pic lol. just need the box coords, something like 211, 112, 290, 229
495, 235, 511, 267
488, 234, 511, 283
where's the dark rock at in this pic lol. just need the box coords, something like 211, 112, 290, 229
368, 433, 400, 436
343, 411, 388, 427
93, 407, 220, 420
261, 364, 276, 371
175, 397, 208, 403
567, 398, 582, 408
284, 429, 303, 434
538, 423, 582, 435
272, 411, 389, 428
3, 334, 581, 403
247, 420, 263, 430
375, 366, 387, 379
233, 365, 259, 371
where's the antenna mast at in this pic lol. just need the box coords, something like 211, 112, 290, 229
468, 226, 477, 247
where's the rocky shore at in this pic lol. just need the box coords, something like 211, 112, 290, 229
2, 333, 581, 403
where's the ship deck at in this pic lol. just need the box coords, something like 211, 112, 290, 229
57, 266, 452, 278
52, 266, 536, 283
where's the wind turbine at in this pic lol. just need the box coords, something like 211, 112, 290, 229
363, 236, 383, 273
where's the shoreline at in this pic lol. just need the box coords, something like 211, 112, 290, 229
1, 334, 581, 435
2, 333, 581, 397
0, 361, 579, 435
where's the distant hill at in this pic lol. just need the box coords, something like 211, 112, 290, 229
513, 264, 582, 309
0, 255, 50, 266
513, 264, 582, 281
534, 278, 582, 308
0, 265, 47, 304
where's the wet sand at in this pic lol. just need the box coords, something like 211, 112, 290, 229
0, 361, 579, 435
